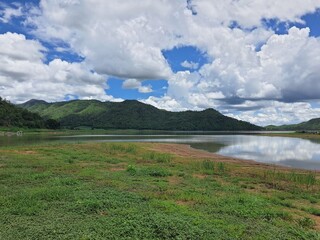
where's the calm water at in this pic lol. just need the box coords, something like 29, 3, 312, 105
1, 133, 320, 170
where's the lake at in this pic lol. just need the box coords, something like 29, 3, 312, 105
1, 132, 320, 170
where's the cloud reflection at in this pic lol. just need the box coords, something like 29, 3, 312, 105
218, 136, 320, 169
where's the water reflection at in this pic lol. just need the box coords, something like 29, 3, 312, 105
218, 136, 320, 162
213, 136, 320, 170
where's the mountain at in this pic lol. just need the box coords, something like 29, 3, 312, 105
0, 97, 59, 129
266, 118, 320, 131
20, 99, 262, 131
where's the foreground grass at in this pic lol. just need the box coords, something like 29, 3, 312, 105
0, 142, 319, 239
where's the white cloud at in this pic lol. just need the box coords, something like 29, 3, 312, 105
1, 0, 320, 125
143, 96, 187, 112
181, 60, 199, 70
191, 0, 320, 28
122, 79, 153, 93
0, 4, 23, 23
0, 32, 118, 103
258, 27, 320, 102
226, 101, 320, 126
27, 0, 187, 80
0, 32, 45, 62
188, 27, 320, 103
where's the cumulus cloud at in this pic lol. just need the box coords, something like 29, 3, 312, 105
226, 101, 320, 126
27, 0, 186, 80
181, 60, 199, 70
258, 27, 320, 102
188, 27, 320, 103
1, 0, 320, 125
122, 79, 153, 93
191, 0, 320, 28
143, 96, 187, 112
142, 27, 320, 125
26, 1, 320, 95
0, 32, 118, 103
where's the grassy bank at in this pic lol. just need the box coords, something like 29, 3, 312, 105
0, 128, 184, 136
0, 142, 319, 239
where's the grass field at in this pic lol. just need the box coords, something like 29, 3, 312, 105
0, 142, 319, 239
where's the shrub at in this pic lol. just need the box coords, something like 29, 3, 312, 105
126, 165, 137, 175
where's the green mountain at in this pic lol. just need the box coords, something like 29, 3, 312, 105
20, 99, 262, 131
266, 118, 320, 131
0, 97, 59, 129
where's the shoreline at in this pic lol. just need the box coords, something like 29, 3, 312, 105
1, 130, 319, 172
261, 132, 320, 140
147, 142, 320, 173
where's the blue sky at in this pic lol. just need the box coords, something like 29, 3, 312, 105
0, 1, 320, 126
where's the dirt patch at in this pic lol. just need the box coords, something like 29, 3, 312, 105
148, 143, 222, 159
168, 176, 181, 185
109, 167, 126, 172
312, 215, 320, 230
147, 143, 256, 165
98, 211, 108, 216
287, 207, 320, 231
21, 150, 37, 155
0, 150, 37, 155
176, 200, 195, 206
192, 174, 207, 179
78, 162, 98, 167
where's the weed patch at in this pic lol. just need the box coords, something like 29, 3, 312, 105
142, 152, 172, 163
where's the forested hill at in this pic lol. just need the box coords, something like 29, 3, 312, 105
266, 118, 320, 131
20, 99, 262, 131
0, 97, 59, 129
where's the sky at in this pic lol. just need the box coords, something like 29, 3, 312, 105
0, 0, 320, 126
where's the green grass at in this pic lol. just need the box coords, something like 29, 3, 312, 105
0, 142, 319, 239
142, 152, 173, 163
262, 169, 317, 189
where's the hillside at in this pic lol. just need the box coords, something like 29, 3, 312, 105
20, 99, 262, 131
0, 97, 58, 129
266, 118, 320, 131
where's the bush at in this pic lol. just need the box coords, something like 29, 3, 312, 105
126, 165, 137, 175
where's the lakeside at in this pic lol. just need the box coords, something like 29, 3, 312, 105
261, 132, 320, 141
0, 141, 319, 239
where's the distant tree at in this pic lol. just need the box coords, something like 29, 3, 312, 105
45, 119, 61, 129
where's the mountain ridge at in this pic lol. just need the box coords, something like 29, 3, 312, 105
266, 118, 320, 131
20, 99, 262, 131
0, 97, 59, 129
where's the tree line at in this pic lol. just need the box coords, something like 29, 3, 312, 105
0, 97, 60, 129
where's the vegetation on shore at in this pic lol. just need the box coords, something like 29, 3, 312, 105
20, 99, 262, 131
0, 142, 319, 239
0, 97, 60, 129
266, 118, 320, 131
